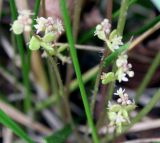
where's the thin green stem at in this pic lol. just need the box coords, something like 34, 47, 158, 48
112, 0, 138, 19
60, 0, 99, 142
9, 0, 30, 112
91, 61, 103, 114
135, 52, 160, 102
117, 0, 129, 35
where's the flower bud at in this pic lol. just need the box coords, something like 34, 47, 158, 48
109, 104, 121, 112
101, 72, 115, 84
43, 32, 56, 43
11, 20, 23, 35
29, 36, 40, 50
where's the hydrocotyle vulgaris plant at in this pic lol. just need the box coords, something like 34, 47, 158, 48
94, 5, 136, 134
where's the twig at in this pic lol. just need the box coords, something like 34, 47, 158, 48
124, 138, 160, 143
0, 100, 51, 135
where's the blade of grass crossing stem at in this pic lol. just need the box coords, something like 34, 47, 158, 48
0, 109, 34, 143
103, 43, 129, 68
59, 0, 99, 142
135, 52, 160, 102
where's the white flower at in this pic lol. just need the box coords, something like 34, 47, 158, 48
34, 17, 64, 36
108, 35, 123, 51
114, 88, 125, 96
116, 54, 128, 67
94, 18, 111, 41
11, 10, 32, 34
116, 68, 128, 82
116, 54, 134, 82
115, 88, 133, 105
34, 17, 47, 34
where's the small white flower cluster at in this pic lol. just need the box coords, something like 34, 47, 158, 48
95, 19, 134, 83
108, 88, 136, 133
116, 54, 134, 82
11, 10, 33, 34
114, 88, 133, 105
34, 17, 64, 36
94, 19, 111, 41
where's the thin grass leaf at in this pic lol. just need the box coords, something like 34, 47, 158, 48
59, 0, 99, 142
0, 109, 34, 143
103, 43, 129, 68
44, 124, 71, 143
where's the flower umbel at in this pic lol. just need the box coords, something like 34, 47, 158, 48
34, 17, 64, 36
116, 54, 134, 82
94, 18, 111, 41
11, 10, 33, 34
108, 87, 136, 133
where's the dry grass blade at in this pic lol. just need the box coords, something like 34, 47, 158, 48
0, 100, 51, 135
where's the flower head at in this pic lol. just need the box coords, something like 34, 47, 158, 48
34, 17, 47, 34
35, 17, 64, 36
107, 35, 123, 51
116, 54, 134, 82
94, 19, 111, 41
114, 88, 133, 105
114, 88, 125, 97
11, 10, 32, 34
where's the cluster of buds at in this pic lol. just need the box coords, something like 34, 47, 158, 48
34, 17, 64, 36
11, 10, 69, 64
11, 10, 33, 34
29, 17, 69, 63
108, 88, 136, 133
116, 54, 134, 82
95, 19, 134, 84
29, 17, 64, 52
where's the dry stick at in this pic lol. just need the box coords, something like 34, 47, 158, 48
124, 138, 160, 143
129, 22, 160, 50
2, 128, 13, 143
0, 100, 51, 135
56, 43, 104, 52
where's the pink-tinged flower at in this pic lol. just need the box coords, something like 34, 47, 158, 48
11, 10, 32, 34
94, 18, 111, 41
108, 35, 123, 51
116, 54, 134, 82
34, 17, 64, 36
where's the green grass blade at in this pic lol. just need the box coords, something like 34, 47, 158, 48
135, 52, 160, 102
44, 124, 72, 143
59, 0, 99, 142
103, 43, 129, 68
0, 109, 34, 143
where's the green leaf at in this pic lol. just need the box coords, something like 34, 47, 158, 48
0, 109, 34, 143
44, 124, 72, 143
103, 43, 129, 68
